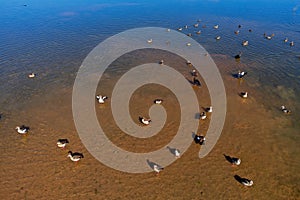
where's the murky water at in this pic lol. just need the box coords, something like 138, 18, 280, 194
0, 0, 299, 199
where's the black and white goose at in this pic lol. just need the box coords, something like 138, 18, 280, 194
235, 52, 242, 59
242, 40, 249, 46
200, 112, 207, 120
57, 139, 69, 148
139, 117, 151, 125
240, 92, 248, 98
206, 106, 213, 113
191, 69, 198, 77
231, 157, 241, 166
96, 95, 108, 104
153, 164, 164, 174
281, 105, 291, 114
28, 73, 36, 78
15, 125, 30, 134
290, 41, 294, 46
67, 151, 84, 162
159, 60, 164, 65
154, 99, 163, 104
193, 77, 201, 87
213, 25, 219, 29
237, 71, 247, 78
241, 178, 254, 186
215, 36, 221, 40
174, 149, 180, 158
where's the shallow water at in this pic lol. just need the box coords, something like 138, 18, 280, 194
0, 0, 299, 199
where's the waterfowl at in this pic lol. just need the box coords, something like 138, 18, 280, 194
240, 92, 248, 98
248, 29, 252, 32
234, 30, 240, 35
139, 117, 151, 125
154, 99, 163, 104
187, 33, 192, 37
231, 157, 241, 166
28, 73, 36, 78
235, 52, 242, 59
200, 112, 207, 120
194, 23, 199, 28
153, 164, 164, 174
191, 69, 198, 77
15, 125, 30, 134
196, 30, 201, 34
67, 151, 84, 162
186, 60, 192, 65
147, 39, 153, 44
237, 71, 247, 78
194, 135, 206, 145
57, 139, 69, 148
184, 25, 188, 29
202, 25, 207, 28
213, 25, 219, 29
193, 77, 201, 86
290, 41, 294, 46
241, 178, 254, 186
96, 95, 108, 104
166, 28, 170, 32
186, 42, 191, 46
284, 38, 288, 42
174, 149, 180, 158
177, 27, 183, 31
206, 106, 213, 113
242, 40, 249, 46
238, 24, 242, 28
159, 60, 164, 65
216, 36, 221, 40
281, 105, 291, 114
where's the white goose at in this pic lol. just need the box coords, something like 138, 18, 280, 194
174, 149, 180, 158
284, 38, 288, 43
15, 125, 30, 134
96, 95, 108, 104
153, 164, 164, 174
213, 25, 219, 29
242, 40, 249, 46
216, 36, 221, 40
57, 139, 69, 148
67, 151, 84, 162
140, 117, 151, 125
290, 41, 294, 46
241, 92, 248, 98
147, 39, 153, 44
154, 99, 163, 104
28, 73, 36, 78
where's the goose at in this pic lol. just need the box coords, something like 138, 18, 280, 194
28, 73, 36, 78
177, 27, 183, 31
241, 92, 248, 98
166, 28, 170, 32
191, 69, 198, 77
284, 38, 288, 43
57, 139, 69, 148
281, 105, 291, 114
248, 29, 252, 32
290, 41, 294, 46
241, 178, 253, 186
139, 117, 151, 125
234, 30, 240, 35
147, 39, 153, 44
159, 60, 164, 65
193, 77, 201, 86
213, 25, 219, 29
153, 164, 164, 174
194, 23, 199, 28
194, 135, 205, 145
242, 40, 249, 46
174, 149, 180, 158
186, 42, 191, 46
184, 25, 188, 29
238, 24, 242, 28
200, 112, 207, 120
206, 106, 213, 113
265, 35, 272, 40
231, 157, 241, 166
154, 99, 163, 104
67, 151, 84, 162
186, 60, 192, 65
15, 125, 30, 134
187, 33, 192, 37
235, 52, 242, 59
96, 95, 108, 104
237, 71, 247, 78
216, 36, 221, 40
196, 30, 201, 35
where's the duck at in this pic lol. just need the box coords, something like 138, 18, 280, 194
186, 43, 191, 46
191, 69, 198, 77
281, 105, 291, 114
242, 40, 249, 46
67, 151, 84, 162
196, 30, 201, 35
200, 112, 207, 120
240, 92, 248, 98
193, 77, 201, 86
147, 39, 153, 44
284, 38, 288, 43
215, 36, 221, 40
237, 71, 247, 78
96, 95, 108, 104
235, 52, 242, 59
15, 125, 30, 134
154, 99, 163, 104
206, 106, 213, 113
194, 23, 199, 28
174, 149, 180, 158
241, 178, 254, 186
213, 25, 219, 29
290, 41, 294, 46
153, 164, 164, 174
231, 157, 241, 166
139, 117, 151, 125
57, 139, 69, 148
28, 73, 36, 78
159, 60, 164, 65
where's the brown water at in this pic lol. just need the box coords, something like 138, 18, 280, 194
0, 50, 299, 199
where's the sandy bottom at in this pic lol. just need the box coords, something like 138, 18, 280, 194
0, 51, 299, 199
